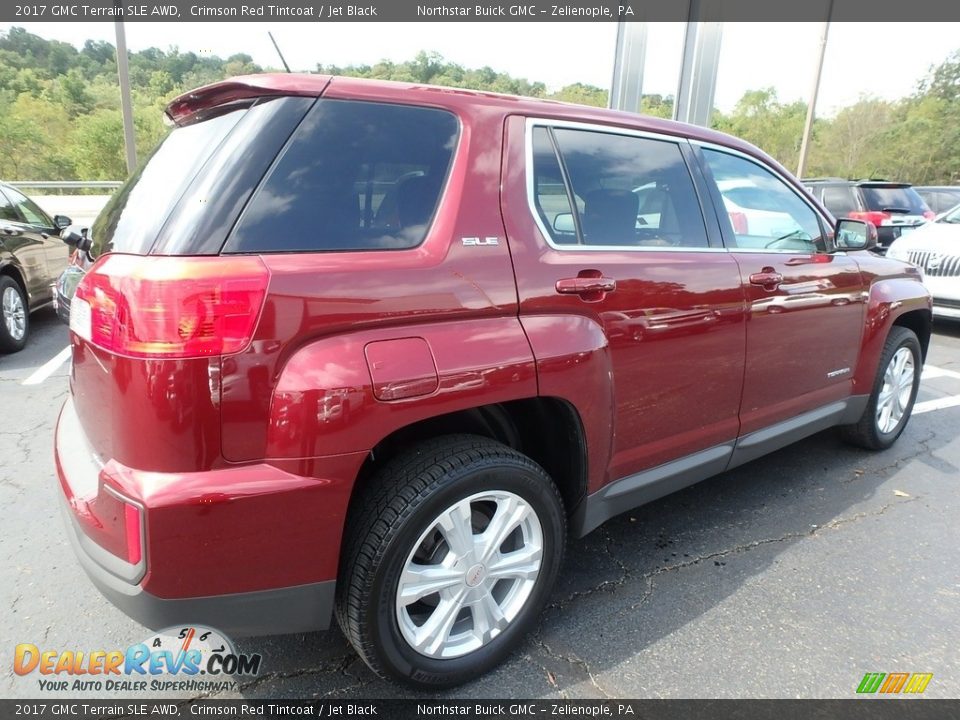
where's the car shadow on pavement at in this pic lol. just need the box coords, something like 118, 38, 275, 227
932, 319, 960, 340
230, 415, 957, 699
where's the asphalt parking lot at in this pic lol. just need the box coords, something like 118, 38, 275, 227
3, 310, 959, 700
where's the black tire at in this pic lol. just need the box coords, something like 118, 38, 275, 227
840, 326, 922, 450
0, 275, 29, 353
335, 435, 566, 688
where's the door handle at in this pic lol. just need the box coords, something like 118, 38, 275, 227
749, 269, 783, 291
556, 276, 617, 297
0, 224, 20, 235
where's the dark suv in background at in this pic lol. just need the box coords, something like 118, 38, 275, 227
804, 178, 934, 253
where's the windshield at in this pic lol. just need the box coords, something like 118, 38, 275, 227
860, 186, 929, 214
941, 204, 960, 224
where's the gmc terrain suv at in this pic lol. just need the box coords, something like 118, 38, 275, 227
57, 75, 931, 688
804, 178, 934, 253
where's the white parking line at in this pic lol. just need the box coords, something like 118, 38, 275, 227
22, 347, 71, 386
913, 396, 960, 415
922, 364, 960, 381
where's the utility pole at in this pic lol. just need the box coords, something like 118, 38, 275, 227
797, 3, 834, 179
114, 17, 137, 175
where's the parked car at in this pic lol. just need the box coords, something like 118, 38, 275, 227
56, 75, 931, 688
913, 185, 960, 215
888, 201, 960, 320
804, 178, 934, 253
0, 181, 72, 352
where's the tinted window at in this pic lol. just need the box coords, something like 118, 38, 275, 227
937, 190, 960, 214
860, 186, 929, 215
0, 190, 19, 222
548, 128, 707, 248
703, 149, 824, 252
531, 128, 577, 244
822, 185, 859, 216
4, 186, 52, 227
91, 106, 246, 256
226, 100, 459, 253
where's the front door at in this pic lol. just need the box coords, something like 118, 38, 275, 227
696, 147, 866, 435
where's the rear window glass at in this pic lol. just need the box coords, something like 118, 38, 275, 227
226, 100, 459, 253
91, 107, 247, 256
860, 186, 929, 215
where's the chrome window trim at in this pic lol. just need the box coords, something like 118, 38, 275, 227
690, 138, 836, 255
524, 117, 727, 254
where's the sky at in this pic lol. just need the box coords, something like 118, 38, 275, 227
3, 21, 959, 115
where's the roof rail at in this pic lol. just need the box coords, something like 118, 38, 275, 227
801, 177, 846, 182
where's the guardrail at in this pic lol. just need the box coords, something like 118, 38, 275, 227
9, 181, 123, 190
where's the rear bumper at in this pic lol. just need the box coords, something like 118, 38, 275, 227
59, 491, 335, 636
55, 397, 364, 636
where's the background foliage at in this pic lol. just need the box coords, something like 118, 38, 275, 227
1, 27, 958, 184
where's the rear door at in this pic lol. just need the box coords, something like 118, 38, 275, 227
695, 145, 865, 435
502, 117, 747, 484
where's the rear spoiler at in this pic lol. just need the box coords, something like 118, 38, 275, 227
166, 73, 332, 125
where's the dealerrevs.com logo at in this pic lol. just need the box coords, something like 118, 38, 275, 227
14, 625, 261, 693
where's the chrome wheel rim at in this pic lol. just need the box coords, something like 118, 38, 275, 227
396, 490, 543, 659
876, 347, 915, 434
2, 286, 25, 341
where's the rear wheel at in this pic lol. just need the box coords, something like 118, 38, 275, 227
841, 326, 922, 450
0, 276, 29, 353
336, 435, 565, 688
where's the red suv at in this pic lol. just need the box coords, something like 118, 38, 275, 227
56, 75, 931, 688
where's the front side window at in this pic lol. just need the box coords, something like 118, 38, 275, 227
226, 100, 459, 253
531, 126, 709, 249
3, 186, 51, 227
702, 149, 824, 252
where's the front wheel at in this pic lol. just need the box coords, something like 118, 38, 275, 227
335, 435, 566, 688
841, 326, 922, 450
0, 276, 29, 353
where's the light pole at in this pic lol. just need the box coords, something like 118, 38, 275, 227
797, 5, 834, 179
114, 17, 137, 175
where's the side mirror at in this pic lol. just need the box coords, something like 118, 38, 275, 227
835, 218, 878, 251
553, 213, 575, 233
60, 224, 91, 252
53, 215, 72, 230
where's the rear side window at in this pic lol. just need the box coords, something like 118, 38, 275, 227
544, 127, 708, 248
821, 186, 859, 216
226, 100, 459, 253
860, 186, 929, 215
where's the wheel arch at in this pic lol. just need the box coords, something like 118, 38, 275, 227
345, 397, 589, 529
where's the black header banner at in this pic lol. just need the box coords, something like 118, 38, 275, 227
4, 0, 960, 22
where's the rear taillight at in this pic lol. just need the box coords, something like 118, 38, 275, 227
71, 255, 269, 358
728, 211, 749, 235
849, 210, 891, 226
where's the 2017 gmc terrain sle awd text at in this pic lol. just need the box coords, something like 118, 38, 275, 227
55, 74, 931, 688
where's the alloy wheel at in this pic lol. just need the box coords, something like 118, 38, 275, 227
395, 490, 543, 659
876, 346, 915, 434
2, 286, 25, 341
